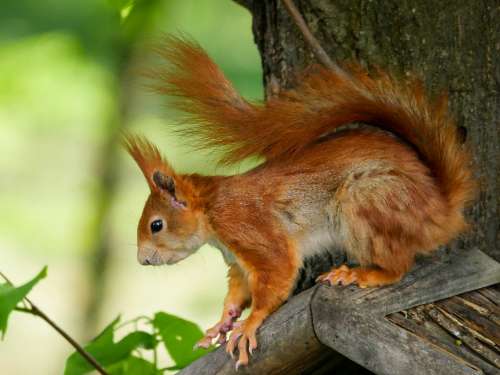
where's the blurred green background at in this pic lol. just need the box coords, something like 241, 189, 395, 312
0, 0, 262, 373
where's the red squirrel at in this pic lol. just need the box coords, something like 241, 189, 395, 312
123, 36, 475, 368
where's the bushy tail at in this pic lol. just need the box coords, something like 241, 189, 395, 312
153, 36, 475, 212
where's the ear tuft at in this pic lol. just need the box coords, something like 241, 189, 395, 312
122, 132, 173, 191
122, 133, 162, 166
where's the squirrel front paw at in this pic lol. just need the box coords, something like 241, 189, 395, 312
225, 319, 258, 370
194, 305, 242, 349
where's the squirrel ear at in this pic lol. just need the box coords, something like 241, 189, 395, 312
152, 171, 187, 208
153, 171, 176, 196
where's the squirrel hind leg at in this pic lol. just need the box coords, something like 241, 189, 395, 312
316, 264, 404, 288
316, 232, 414, 288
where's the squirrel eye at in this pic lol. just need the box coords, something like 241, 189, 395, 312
150, 219, 163, 234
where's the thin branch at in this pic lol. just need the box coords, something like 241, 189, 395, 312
1, 271, 109, 375
280, 0, 348, 77
0, 271, 14, 286
14, 306, 34, 314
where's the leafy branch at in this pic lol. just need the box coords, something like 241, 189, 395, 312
0, 268, 109, 374
0, 267, 213, 374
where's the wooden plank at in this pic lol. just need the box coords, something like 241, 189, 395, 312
437, 298, 500, 346
311, 248, 500, 375
326, 248, 500, 317
316, 311, 482, 375
388, 311, 500, 375
387, 287, 500, 375
425, 305, 500, 369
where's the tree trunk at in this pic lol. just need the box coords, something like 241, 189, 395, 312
238, 0, 499, 292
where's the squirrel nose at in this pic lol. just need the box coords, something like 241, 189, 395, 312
138, 250, 154, 265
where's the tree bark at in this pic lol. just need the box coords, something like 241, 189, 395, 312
243, 0, 499, 291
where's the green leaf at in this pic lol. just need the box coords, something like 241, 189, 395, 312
64, 317, 157, 375
64, 317, 119, 375
107, 356, 159, 375
153, 312, 211, 369
0, 266, 47, 338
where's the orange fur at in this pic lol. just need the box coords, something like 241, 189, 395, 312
152, 37, 475, 216
125, 37, 477, 366
122, 134, 172, 190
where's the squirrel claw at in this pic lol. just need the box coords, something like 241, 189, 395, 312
194, 336, 212, 350
225, 332, 241, 357
317, 265, 358, 287
315, 274, 331, 285
235, 360, 242, 371
225, 321, 257, 368
235, 356, 249, 371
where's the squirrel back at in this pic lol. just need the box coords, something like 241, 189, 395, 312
125, 38, 478, 363
152, 36, 475, 215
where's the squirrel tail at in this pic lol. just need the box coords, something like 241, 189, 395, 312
153, 36, 475, 214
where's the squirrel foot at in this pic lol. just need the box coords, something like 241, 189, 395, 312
316, 265, 402, 288
225, 319, 258, 369
316, 264, 364, 287
195, 306, 242, 349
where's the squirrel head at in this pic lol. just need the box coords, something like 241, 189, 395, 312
123, 134, 209, 266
